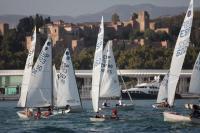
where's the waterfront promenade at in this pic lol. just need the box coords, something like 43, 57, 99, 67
0, 69, 194, 100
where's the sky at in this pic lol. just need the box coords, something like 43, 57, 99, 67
0, 0, 199, 16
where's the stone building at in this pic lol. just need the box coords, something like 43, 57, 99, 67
25, 10, 171, 52
137, 11, 150, 32
149, 22, 156, 30
25, 34, 42, 56
0, 22, 9, 36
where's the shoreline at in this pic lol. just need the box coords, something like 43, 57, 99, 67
0, 95, 199, 101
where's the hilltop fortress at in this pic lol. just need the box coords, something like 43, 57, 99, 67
22, 11, 169, 52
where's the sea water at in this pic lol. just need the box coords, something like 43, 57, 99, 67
0, 99, 200, 133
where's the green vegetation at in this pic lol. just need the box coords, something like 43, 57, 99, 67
0, 14, 51, 69
0, 12, 200, 70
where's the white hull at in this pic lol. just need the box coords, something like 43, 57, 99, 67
184, 104, 200, 110
52, 109, 70, 115
101, 104, 134, 110
17, 111, 31, 120
185, 104, 194, 109
163, 112, 191, 122
152, 104, 169, 110
90, 117, 105, 122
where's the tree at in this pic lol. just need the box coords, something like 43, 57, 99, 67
131, 13, 138, 20
35, 14, 44, 29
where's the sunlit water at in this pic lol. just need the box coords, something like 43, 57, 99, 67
0, 99, 200, 133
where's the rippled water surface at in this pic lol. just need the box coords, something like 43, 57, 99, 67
0, 99, 200, 133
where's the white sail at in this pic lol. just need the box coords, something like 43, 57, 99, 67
168, 0, 193, 107
91, 16, 104, 112
17, 27, 36, 107
157, 73, 168, 103
26, 37, 53, 107
53, 65, 58, 106
189, 52, 200, 94
100, 40, 121, 98
56, 48, 81, 107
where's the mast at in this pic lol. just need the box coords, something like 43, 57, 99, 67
51, 37, 53, 108
118, 69, 134, 104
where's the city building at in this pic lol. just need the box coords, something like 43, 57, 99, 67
0, 22, 9, 36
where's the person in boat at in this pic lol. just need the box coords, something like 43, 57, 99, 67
116, 99, 122, 106
162, 99, 169, 107
95, 112, 104, 118
46, 106, 53, 116
102, 100, 109, 107
23, 108, 33, 117
116, 99, 126, 107
157, 99, 169, 108
62, 105, 71, 114
35, 107, 41, 119
110, 108, 119, 119
190, 105, 200, 118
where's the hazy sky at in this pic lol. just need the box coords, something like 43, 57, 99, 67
0, 0, 199, 16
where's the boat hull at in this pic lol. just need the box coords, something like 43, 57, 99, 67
152, 104, 169, 109
101, 104, 134, 111
90, 117, 105, 122
163, 112, 191, 122
185, 104, 200, 110
122, 92, 181, 99
17, 111, 31, 120
53, 109, 70, 115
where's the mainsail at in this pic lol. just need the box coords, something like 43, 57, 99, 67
91, 16, 104, 112
189, 52, 200, 94
53, 65, 58, 106
17, 27, 36, 107
56, 49, 81, 107
156, 73, 169, 103
100, 40, 121, 98
167, 0, 193, 107
26, 37, 53, 107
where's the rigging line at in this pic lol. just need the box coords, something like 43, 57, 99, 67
118, 69, 134, 104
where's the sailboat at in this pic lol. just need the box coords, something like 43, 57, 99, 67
54, 48, 82, 114
100, 40, 134, 110
152, 73, 169, 109
90, 16, 105, 121
163, 0, 195, 122
185, 52, 200, 109
17, 36, 54, 119
100, 40, 121, 100
17, 27, 36, 119
25, 36, 53, 108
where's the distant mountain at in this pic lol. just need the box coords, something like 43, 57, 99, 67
0, 4, 199, 26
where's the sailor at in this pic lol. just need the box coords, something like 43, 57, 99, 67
95, 112, 101, 118
102, 100, 109, 107
35, 108, 41, 119
163, 99, 169, 107
190, 105, 200, 118
118, 100, 122, 106
24, 108, 33, 117
110, 108, 119, 119
62, 105, 71, 114
158, 99, 169, 108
